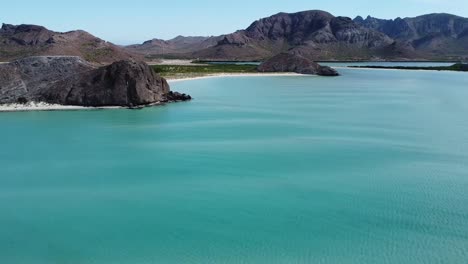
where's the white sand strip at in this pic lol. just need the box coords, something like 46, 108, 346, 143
167, 72, 303, 83
0, 102, 124, 112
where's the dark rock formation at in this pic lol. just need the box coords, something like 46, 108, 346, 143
165, 91, 192, 102
257, 53, 339, 76
0, 56, 191, 107
0, 23, 142, 64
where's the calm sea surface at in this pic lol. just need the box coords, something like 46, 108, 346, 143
1, 67, 468, 264
320, 62, 456, 67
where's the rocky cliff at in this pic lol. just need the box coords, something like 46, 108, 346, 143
0, 56, 191, 107
0, 24, 142, 64
257, 53, 339, 76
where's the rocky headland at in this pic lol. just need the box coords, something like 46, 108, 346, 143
258, 53, 339, 76
0, 56, 191, 109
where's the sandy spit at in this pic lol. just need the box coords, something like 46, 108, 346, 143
167, 72, 304, 83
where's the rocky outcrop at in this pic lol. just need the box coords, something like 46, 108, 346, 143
0, 24, 142, 64
257, 53, 339, 76
0, 56, 191, 107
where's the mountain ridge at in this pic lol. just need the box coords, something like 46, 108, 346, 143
127, 10, 468, 61
0, 23, 142, 64
190, 10, 397, 61
126, 35, 222, 57
2, 10, 468, 63
353, 13, 468, 59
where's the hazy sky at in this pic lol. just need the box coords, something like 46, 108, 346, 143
2, 0, 468, 45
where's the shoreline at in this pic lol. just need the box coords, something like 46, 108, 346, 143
1, 66, 462, 112
0, 102, 126, 113
0, 73, 303, 112
166, 72, 303, 83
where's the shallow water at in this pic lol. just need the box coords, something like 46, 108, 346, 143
1, 68, 468, 263
321, 61, 456, 67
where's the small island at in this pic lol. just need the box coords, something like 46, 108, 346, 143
257, 53, 339, 76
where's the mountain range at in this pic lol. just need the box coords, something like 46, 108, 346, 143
128, 11, 468, 61
354, 13, 468, 59
1, 10, 467, 63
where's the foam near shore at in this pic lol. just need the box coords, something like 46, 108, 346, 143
0, 101, 124, 112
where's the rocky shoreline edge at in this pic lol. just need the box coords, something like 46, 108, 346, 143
0, 56, 192, 112
0, 100, 190, 113
0, 73, 303, 112
0, 53, 339, 112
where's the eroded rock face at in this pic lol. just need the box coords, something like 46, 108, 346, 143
0, 56, 95, 104
42, 60, 172, 107
257, 53, 339, 76
0, 56, 191, 107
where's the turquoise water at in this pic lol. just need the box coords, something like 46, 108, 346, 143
320, 62, 456, 67
207, 61, 457, 67
1, 68, 468, 263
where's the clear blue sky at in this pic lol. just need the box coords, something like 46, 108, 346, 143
2, 0, 468, 45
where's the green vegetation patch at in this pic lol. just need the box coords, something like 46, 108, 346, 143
152, 64, 258, 79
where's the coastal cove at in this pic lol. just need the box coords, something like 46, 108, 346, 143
0, 61, 466, 112
1, 67, 468, 264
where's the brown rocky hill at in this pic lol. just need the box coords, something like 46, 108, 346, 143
0, 24, 142, 64
191, 10, 399, 61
